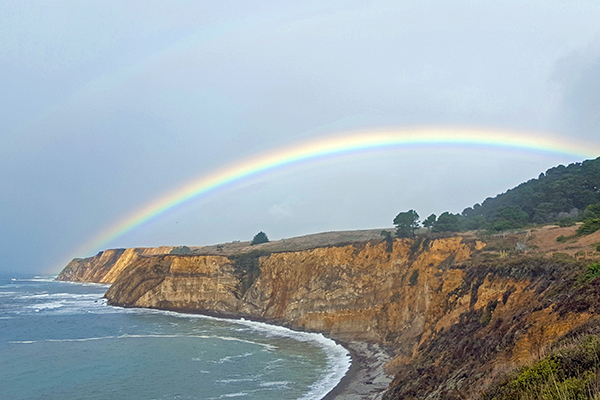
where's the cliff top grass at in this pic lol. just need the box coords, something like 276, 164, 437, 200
138, 222, 600, 263
184, 228, 394, 256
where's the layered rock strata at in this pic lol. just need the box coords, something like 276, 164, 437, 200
59, 236, 600, 399
56, 246, 174, 283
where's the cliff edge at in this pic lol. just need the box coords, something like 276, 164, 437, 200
57, 228, 600, 399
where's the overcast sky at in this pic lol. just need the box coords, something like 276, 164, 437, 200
2, 1, 600, 274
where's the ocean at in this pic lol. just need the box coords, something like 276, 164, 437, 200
0, 275, 350, 400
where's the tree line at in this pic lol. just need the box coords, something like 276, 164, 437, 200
392, 156, 600, 237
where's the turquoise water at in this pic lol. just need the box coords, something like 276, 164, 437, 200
0, 275, 350, 399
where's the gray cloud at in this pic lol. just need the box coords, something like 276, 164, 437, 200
1, 1, 600, 274
551, 42, 600, 139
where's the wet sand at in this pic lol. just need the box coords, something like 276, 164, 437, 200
323, 341, 393, 400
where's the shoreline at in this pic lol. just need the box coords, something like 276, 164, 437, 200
112, 304, 393, 399
322, 341, 393, 400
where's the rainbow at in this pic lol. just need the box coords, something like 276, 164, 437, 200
68, 127, 600, 262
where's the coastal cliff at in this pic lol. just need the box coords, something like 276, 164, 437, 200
59, 230, 600, 399
56, 246, 174, 283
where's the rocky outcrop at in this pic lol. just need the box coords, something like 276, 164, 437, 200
105, 254, 241, 313
56, 246, 174, 283
58, 235, 600, 399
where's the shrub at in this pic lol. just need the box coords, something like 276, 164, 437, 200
486, 335, 600, 399
586, 262, 600, 281
578, 219, 600, 236
557, 235, 568, 243
170, 245, 191, 255
250, 231, 269, 245
380, 230, 394, 252
558, 217, 576, 227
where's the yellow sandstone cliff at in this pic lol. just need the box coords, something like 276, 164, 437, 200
59, 235, 600, 399
56, 246, 174, 283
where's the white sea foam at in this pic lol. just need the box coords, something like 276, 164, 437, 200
215, 378, 256, 384
11, 279, 350, 399
214, 352, 254, 364
30, 301, 64, 311
231, 319, 351, 400
26, 276, 59, 282
20, 293, 100, 300
10, 334, 271, 349
58, 281, 112, 288
259, 381, 289, 388
134, 309, 352, 399
221, 393, 248, 398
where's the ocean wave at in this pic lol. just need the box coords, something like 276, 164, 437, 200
259, 381, 289, 388
29, 301, 64, 311
124, 309, 351, 399
12, 279, 350, 399
55, 280, 112, 288
10, 334, 273, 349
228, 318, 351, 400
221, 392, 249, 398
213, 352, 254, 364
25, 276, 59, 282
19, 293, 101, 300
215, 378, 257, 384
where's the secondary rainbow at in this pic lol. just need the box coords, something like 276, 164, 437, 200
70, 127, 600, 261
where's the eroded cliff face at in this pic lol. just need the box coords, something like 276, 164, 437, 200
239, 237, 479, 346
56, 246, 174, 283
105, 254, 241, 313
60, 237, 600, 399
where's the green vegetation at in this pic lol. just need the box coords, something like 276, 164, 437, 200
432, 211, 461, 232
250, 231, 269, 245
423, 214, 437, 230
230, 251, 264, 297
558, 216, 576, 227
380, 230, 394, 252
394, 209, 420, 237
585, 262, 600, 282
578, 219, 600, 236
485, 335, 600, 400
393, 157, 600, 233
170, 245, 192, 255
556, 235, 575, 243
466, 157, 600, 225
582, 203, 600, 220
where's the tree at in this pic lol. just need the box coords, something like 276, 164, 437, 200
251, 231, 269, 245
394, 210, 420, 237
432, 212, 461, 232
577, 219, 600, 236
423, 214, 437, 230
581, 203, 600, 221
492, 205, 529, 231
